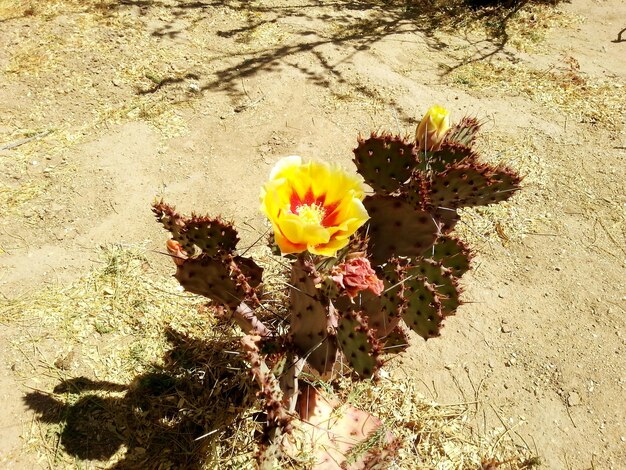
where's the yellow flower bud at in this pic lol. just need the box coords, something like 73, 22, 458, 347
416, 105, 450, 151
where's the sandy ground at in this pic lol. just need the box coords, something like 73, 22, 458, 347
0, 0, 624, 468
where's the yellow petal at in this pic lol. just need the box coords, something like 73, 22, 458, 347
279, 214, 330, 246
308, 237, 349, 257
273, 227, 307, 254
269, 155, 302, 180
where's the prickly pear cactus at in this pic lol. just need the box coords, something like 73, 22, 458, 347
350, 107, 521, 346
153, 105, 523, 468
153, 202, 263, 309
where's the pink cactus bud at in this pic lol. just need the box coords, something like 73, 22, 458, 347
166, 239, 187, 266
331, 257, 384, 300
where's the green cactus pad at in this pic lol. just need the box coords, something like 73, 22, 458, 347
334, 291, 402, 342
378, 264, 406, 329
290, 258, 337, 377
364, 195, 438, 265
425, 142, 477, 174
153, 201, 239, 257
353, 133, 417, 193
403, 278, 443, 339
384, 261, 444, 339
427, 235, 473, 277
445, 116, 481, 147
409, 259, 461, 316
381, 325, 410, 354
174, 255, 262, 308
429, 162, 522, 210
153, 200, 186, 239
405, 172, 431, 209
336, 307, 382, 378
182, 215, 239, 256
432, 207, 460, 234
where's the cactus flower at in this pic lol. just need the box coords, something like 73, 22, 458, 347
416, 105, 450, 151
331, 257, 384, 299
260, 156, 369, 257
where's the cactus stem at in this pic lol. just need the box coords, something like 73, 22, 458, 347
232, 302, 271, 337
279, 353, 306, 413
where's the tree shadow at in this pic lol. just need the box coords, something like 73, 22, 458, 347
24, 327, 259, 468
91, 0, 565, 115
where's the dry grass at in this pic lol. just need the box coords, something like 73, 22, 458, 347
3, 245, 537, 468
448, 58, 625, 130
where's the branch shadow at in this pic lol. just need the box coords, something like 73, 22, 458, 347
612, 26, 626, 43
92, 0, 565, 114
24, 327, 259, 468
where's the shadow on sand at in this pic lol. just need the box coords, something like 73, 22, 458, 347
24, 327, 260, 468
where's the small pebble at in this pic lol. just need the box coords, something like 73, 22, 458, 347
567, 391, 582, 406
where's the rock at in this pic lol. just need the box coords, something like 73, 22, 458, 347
54, 350, 76, 370
567, 391, 582, 406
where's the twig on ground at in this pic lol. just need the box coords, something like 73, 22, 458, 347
0, 130, 52, 151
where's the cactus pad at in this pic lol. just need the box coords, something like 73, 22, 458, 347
364, 195, 438, 264
384, 261, 445, 339
353, 133, 417, 193
359, 290, 403, 341
427, 235, 473, 277
174, 255, 262, 308
410, 259, 461, 316
429, 162, 522, 210
241, 335, 292, 435
381, 324, 410, 354
336, 307, 382, 378
296, 385, 393, 468
425, 141, 477, 174
445, 116, 481, 147
333, 291, 402, 342
153, 201, 239, 257
402, 278, 443, 339
289, 258, 337, 377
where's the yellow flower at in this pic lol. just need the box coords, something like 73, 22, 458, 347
260, 156, 369, 257
416, 105, 450, 151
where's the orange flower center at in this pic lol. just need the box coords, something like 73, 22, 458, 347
289, 188, 338, 227
296, 203, 326, 225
